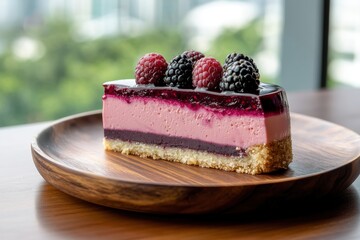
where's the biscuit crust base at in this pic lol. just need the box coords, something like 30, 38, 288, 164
104, 136, 292, 175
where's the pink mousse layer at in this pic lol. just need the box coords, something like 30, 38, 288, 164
103, 95, 291, 148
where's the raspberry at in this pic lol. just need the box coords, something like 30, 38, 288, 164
135, 53, 168, 85
223, 53, 259, 77
220, 59, 260, 94
192, 57, 223, 90
164, 55, 193, 88
181, 50, 205, 65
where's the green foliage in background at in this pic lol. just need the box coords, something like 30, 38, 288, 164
207, 20, 262, 62
0, 19, 262, 126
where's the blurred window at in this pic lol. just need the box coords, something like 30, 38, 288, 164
328, 0, 360, 88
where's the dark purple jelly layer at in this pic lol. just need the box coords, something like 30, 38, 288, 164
104, 129, 247, 157
103, 80, 289, 116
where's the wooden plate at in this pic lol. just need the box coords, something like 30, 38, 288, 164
31, 111, 360, 214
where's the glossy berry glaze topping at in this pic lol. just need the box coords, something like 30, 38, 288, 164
103, 79, 289, 117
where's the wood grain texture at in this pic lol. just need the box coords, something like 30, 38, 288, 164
31, 111, 360, 214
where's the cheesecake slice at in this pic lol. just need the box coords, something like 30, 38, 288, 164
102, 79, 292, 175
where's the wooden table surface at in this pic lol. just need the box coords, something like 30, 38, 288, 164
1, 88, 360, 239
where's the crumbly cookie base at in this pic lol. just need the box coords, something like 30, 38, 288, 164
104, 136, 292, 175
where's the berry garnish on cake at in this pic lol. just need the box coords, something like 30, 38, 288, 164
223, 52, 259, 75
192, 57, 222, 90
135, 53, 168, 86
164, 55, 193, 88
103, 51, 292, 175
182, 50, 205, 66
220, 59, 260, 94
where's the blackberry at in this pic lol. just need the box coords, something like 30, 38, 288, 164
223, 53, 259, 76
219, 59, 260, 94
181, 50, 205, 66
164, 55, 193, 88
